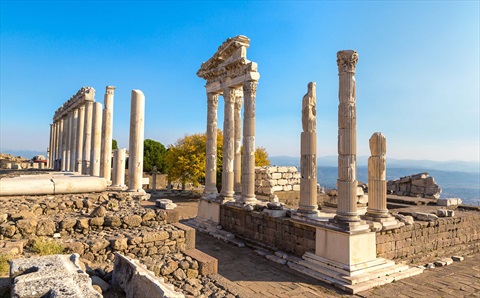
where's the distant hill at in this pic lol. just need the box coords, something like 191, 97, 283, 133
1, 150, 46, 160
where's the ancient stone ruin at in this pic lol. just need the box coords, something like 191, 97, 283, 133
255, 166, 301, 195
387, 172, 442, 199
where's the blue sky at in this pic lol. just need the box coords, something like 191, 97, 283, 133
1, 1, 479, 162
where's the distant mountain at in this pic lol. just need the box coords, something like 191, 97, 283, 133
1, 150, 47, 159
269, 156, 480, 173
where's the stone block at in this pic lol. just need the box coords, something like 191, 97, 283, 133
271, 173, 282, 179
277, 166, 288, 173
287, 166, 298, 173
292, 185, 301, 191
437, 198, 462, 206
184, 249, 218, 275
452, 255, 464, 262
173, 222, 195, 250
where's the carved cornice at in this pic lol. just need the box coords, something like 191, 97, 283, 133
53, 87, 95, 122
337, 50, 358, 74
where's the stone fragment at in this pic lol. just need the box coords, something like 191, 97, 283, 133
89, 239, 110, 253
36, 219, 56, 236
110, 238, 128, 251
267, 202, 283, 210
0, 214, 7, 224
104, 215, 122, 227
434, 260, 447, 267
90, 206, 107, 217
173, 268, 187, 281
437, 198, 462, 206
91, 276, 110, 292
452, 255, 464, 262
77, 218, 90, 230
412, 212, 438, 221
89, 217, 105, 227
123, 215, 142, 227
61, 218, 77, 230
156, 199, 178, 210
16, 218, 37, 235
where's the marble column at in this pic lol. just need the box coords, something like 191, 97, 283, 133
220, 87, 236, 200
100, 86, 115, 182
152, 165, 157, 193
298, 82, 318, 214
75, 105, 85, 173
69, 109, 78, 172
55, 121, 61, 170
233, 90, 243, 195
48, 124, 54, 168
82, 102, 93, 175
111, 148, 127, 188
90, 102, 103, 176
204, 93, 219, 195
128, 90, 145, 193
61, 117, 68, 171
335, 50, 360, 222
366, 132, 389, 217
241, 81, 257, 203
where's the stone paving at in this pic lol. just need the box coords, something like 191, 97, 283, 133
195, 230, 480, 297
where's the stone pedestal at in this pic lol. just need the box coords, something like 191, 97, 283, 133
128, 90, 146, 195
204, 93, 219, 196
197, 198, 222, 224
111, 148, 127, 190
100, 86, 115, 182
90, 102, 103, 176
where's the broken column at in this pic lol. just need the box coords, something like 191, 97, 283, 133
366, 132, 388, 217
241, 81, 257, 204
234, 90, 243, 195
75, 105, 85, 173
128, 90, 146, 194
82, 101, 93, 175
100, 86, 115, 182
204, 93, 219, 196
335, 50, 361, 224
298, 82, 318, 215
220, 87, 236, 201
90, 102, 103, 176
111, 148, 127, 189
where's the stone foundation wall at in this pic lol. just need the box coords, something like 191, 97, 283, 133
255, 166, 301, 195
376, 213, 480, 263
220, 204, 316, 256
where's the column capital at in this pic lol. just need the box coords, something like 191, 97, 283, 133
207, 93, 219, 107
106, 85, 116, 94
223, 87, 236, 104
243, 81, 258, 94
337, 50, 358, 74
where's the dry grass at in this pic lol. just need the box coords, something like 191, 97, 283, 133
0, 254, 10, 277
32, 237, 64, 256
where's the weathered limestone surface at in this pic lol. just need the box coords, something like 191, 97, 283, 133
255, 166, 301, 194
83, 101, 94, 175
298, 82, 318, 214
112, 253, 185, 298
111, 148, 127, 189
387, 172, 442, 199
128, 90, 146, 194
241, 81, 257, 203
100, 86, 115, 181
76, 105, 85, 173
220, 88, 236, 200
70, 108, 79, 172
90, 102, 103, 176
10, 253, 101, 298
366, 133, 389, 217
233, 90, 243, 195
204, 93, 219, 195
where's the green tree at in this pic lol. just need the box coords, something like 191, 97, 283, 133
112, 139, 118, 150
143, 139, 167, 173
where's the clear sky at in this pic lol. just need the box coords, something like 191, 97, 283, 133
1, 1, 479, 162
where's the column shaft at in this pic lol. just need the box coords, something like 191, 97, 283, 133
220, 88, 236, 200
55, 121, 61, 170
100, 86, 115, 181
241, 82, 257, 203
233, 91, 243, 195
76, 105, 85, 173
90, 102, 103, 176
60, 117, 67, 171
336, 50, 360, 222
367, 132, 389, 216
48, 124, 54, 169
82, 102, 93, 175
204, 93, 219, 195
70, 109, 78, 172
112, 148, 126, 187
128, 90, 145, 193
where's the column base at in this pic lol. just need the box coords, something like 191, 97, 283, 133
328, 216, 370, 233
363, 213, 404, 231
128, 189, 150, 200
108, 185, 128, 191
240, 195, 257, 204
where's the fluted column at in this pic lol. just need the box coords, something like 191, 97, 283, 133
100, 86, 115, 182
90, 102, 103, 176
75, 105, 85, 173
128, 90, 146, 193
241, 81, 257, 203
112, 148, 127, 188
220, 87, 236, 200
82, 102, 93, 175
366, 132, 389, 217
233, 90, 243, 195
298, 82, 318, 214
335, 50, 360, 222
61, 117, 68, 171
55, 121, 61, 170
48, 124, 54, 168
204, 93, 219, 195
69, 109, 78, 172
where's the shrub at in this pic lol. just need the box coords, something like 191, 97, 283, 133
32, 237, 64, 256
0, 254, 10, 277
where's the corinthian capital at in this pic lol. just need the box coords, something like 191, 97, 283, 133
223, 88, 236, 104
207, 93, 219, 107
243, 81, 257, 95
337, 50, 358, 74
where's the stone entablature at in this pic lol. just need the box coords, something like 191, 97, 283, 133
255, 166, 301, 195
53, 86, 95, 122
387, 172, 442, 199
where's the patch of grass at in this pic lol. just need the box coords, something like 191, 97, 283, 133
32, 237, 64, 256
0, 254, 11, 277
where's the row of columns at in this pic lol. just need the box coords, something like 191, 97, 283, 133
204, 81, 258, 204
48, 86, 115, 182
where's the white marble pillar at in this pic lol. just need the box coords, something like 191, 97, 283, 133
128, 90, 145, 193
75, 105, 85, 173
100, 86, 115, 182
335, 50, 360, 222
298, 82, 318, 214
69, 109, 78, 172
204, 93, 219, 195
233, 90, 243, 195
82, 102, 93, 175
90, 102, 103, 176
111, 148, 127, 188
366, 132, 389, 217
48, 124, 54, 169
220, 87, 236, 200
61, 117, 67, 171
241, 81, 257, 203
55, 121, 61, 170
152, 165, 157, 193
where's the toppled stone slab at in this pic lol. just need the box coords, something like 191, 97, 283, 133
412, 212, 438, 221
437, 209, 455, 217
112, 253, 184, 298
156, 199, 178, 210
437, 198, 462, 206
393, 214, 414, 225
10, 253, 101, 298
452, 255, 464, 262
